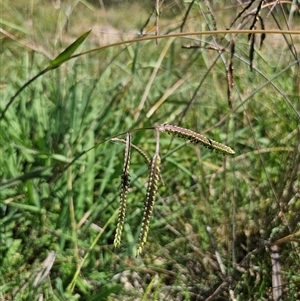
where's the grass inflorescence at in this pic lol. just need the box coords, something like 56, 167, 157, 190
112, 124, 234, 254
1, 1, 299, 300
137, 153, 161, 255
113, 132, 131, 248
156, 123, 235, 155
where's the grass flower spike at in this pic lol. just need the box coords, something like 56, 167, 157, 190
114, 132, 131, 248
156, 124, 235, 155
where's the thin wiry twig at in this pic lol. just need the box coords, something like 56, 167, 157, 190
139, 8, 155, 35
228, 0, 256, 29
180, 0, 195, 32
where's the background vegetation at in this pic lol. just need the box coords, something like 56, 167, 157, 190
0, 1, 299, 300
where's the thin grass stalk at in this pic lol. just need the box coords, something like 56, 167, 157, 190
68, 211, 118, 292
180, 0, 196, 32
67, 158, 79, 263
110, 137, 164, 185
155, 0, 159, 44
110, 137, 151, 167
204, 0, 217, 31
139, 8, 155, 35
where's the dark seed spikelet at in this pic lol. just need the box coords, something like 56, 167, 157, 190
227, 39, 235, 108
248, 1, 263, 71
258, 16, 266, 49
156, 124, 235, 155
114, 132, 131, 248
249, 32, 255, 71
137, 154, 161, 255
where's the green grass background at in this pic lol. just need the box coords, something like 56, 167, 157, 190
0, 1, 299, 300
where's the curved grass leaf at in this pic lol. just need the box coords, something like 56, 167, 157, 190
0, 30, 91, 120
47, 29, 91, 70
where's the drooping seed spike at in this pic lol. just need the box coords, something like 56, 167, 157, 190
156, 124, 235, 155
114, 132, 131, 248
137, 154, 161, 255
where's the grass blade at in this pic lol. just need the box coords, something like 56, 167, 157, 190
47, 29, 91, 70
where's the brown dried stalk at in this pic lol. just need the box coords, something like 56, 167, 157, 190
156, 124, 235, 155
